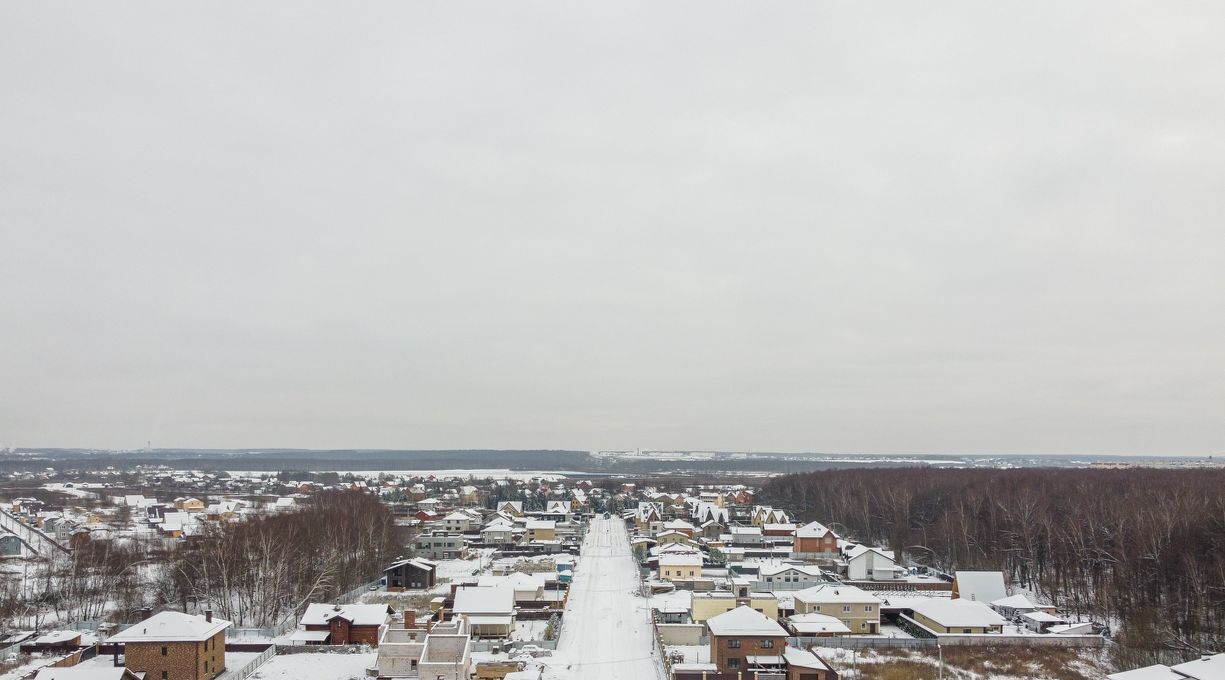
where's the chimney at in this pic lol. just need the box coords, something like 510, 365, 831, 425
404, 610, 416, 629
139, 607, 153, 621
205, 610, 213, 623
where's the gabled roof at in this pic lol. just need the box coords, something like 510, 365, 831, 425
759, 563, 824, 578
385, 558, 437, 573
845, 545, 896, 562
953, 571, 1007, 603
706, 605, 787, 637
794, 521, 833, 538
300, 603, 393, 627
108, 611, 232, 642
911, 599, 1007, 627
453, 586, 515, 616
990, 594, 1038, 609
794, 584, 879, 604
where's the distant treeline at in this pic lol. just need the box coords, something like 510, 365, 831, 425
760, 467, 1225, 666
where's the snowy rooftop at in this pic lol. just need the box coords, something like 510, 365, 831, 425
453, 586, 515, 615
706, 606, 788, 637
794, 584, 880, 604
787, 613, 851, 635
794, 521, 832, 538
300, 603, 392, 627
108, 611, 231, 642
912, 599, 1007, 628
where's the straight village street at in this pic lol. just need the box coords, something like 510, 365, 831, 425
551, 516, 667, 680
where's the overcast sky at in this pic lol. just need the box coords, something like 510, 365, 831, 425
1, 3, 1222, 455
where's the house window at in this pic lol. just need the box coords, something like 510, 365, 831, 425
728, 658, 740, 669
161, 673, 168, 680
865, 605, 872, 612
843, 605, 852, 613
727, 639, 741, 648
760, 639, 774, 648
161, 646, 168, 656
963, 628, 972, 634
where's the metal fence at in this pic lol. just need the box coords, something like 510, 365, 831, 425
216, 645, 276, 680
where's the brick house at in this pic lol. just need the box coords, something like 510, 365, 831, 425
706, 606, 787, 675
107, 610, 231, 680
702, 606, 838, 680
792, 521, 839, 559
298, 603, 393, 646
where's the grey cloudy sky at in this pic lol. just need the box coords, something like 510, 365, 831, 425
2, 3, 1223, 455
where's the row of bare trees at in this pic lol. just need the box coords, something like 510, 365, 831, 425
0, 539, 149, 630
760, 467, 1225, 666
154, 490, 407, 628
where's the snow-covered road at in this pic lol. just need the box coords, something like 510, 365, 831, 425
551, 517, 667, 680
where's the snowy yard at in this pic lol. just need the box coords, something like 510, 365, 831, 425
249, 651, 376, 680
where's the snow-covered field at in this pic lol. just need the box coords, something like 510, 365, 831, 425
544, 517, 666, 680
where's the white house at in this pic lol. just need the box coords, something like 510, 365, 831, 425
757, 563, 827, 590
845, 545, 900, 581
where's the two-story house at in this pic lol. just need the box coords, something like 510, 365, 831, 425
793, 584, 880, 634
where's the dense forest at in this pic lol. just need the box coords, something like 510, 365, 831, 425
760, 467, 1225, 667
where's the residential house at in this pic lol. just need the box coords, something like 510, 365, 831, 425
480, 520, 517, 546
297, 603, 394, 646
706, 605, 786, 675
1107, 652, 1225, 680
691, 592, 779, 623
495, 501, 524, 518
655, 529, 694, 547
793, 584, 881, 634
384, 558, 438, 591
845, 545, 900, 581
441, 512, 476, 534
452, 586, 515, 639
174, 498, 205, 513
910, 599, 1006, 634
659, 553, 703, 581
729, 526, 764, 546
757, 563, 828, 590
415, 532, 467, 560
792, 521, 839, 560
525, 520, 556, 542
107, 610, 230, 680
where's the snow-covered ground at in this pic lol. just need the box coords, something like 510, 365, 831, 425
546, 517, 666, 680
249, 651, 375, 680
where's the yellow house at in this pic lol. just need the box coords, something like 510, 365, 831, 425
910, 599, 1006, 634
176, 498, 205, 512
497, 501, 524, 517
658, 554, 703, 581
691, 592, 779, 623
526, 520, 556, 541
655, 530, 692, 547
794, 584, 881, 635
